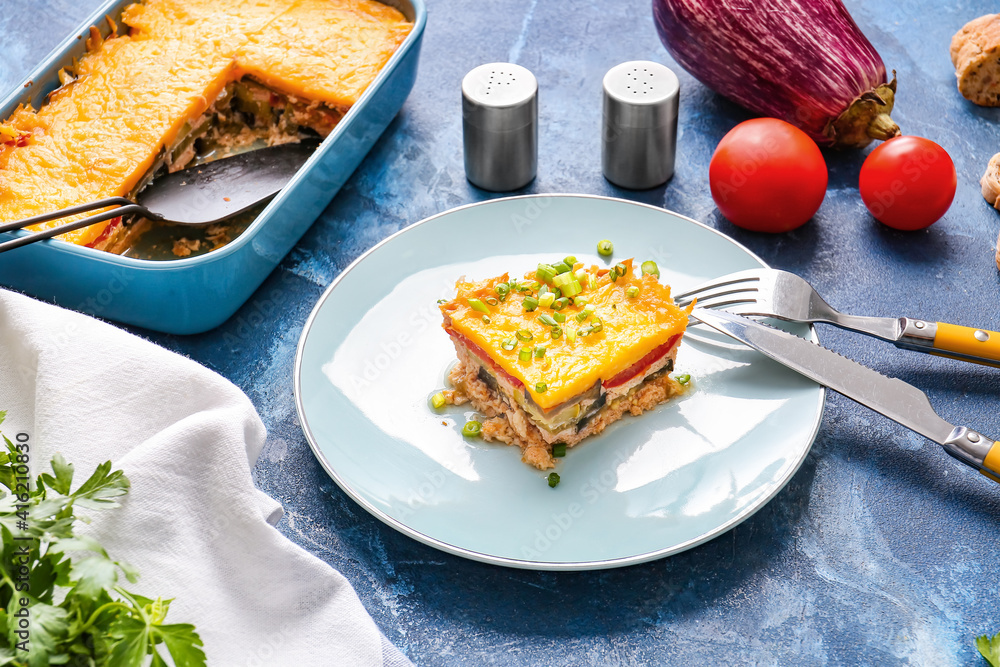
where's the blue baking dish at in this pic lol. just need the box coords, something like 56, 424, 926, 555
0, 0, 425, 334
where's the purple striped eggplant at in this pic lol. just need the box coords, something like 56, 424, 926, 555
653, 0, 899, 148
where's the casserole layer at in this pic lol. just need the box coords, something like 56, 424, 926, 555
0, 0, 410, 249
445, 337, 686, 470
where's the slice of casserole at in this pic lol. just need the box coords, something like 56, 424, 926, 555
0, 0, 410, 252
440, 258, 692, 470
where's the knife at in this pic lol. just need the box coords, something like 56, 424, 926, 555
691, 308, 1000, 484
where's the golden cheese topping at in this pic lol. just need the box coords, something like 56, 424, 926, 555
441, 259, 690, 410
0, 37, 234, 246
0, 0, 411, 247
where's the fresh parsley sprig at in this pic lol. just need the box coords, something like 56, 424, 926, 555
979, 631, 1000, 667
0, 411, 205, 667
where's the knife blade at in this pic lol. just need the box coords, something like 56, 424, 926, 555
691, 308, 1000, 484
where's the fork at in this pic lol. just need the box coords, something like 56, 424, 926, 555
673, 268, 1000, 368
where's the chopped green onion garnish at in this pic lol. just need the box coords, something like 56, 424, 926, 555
552, 272, 574, 289
519, 347, 532, 362
501, 338, 517, 351
561, 279, 583, 297
641, 260, 660, 278
537, 264, 557, 284
539, 292, 556, 309
530, 281, 541, 291
591, 317, 603, 333
535, 382, 548, 393
552, 297, 570, 311
626, 286, 639, 298
566, 329, 577, 342
462, 420, 482, 437
615, 262, 627, 277
552, 443, 567, 457
538, 284, 550, 297
575, 311, 589, 323
495, 283, 510, 298
597, 239, 613, 256
577, 327, 591, 337
538, 314, 557, 326
573, 296, 589, 307
437, 299, 448, 304
609, 268, 619, 282
551, 287, 562, 299
468, 298, 490, 313
523, 296, 539, 311
553, 312, 566, 323
534, 346, 546, 359
677, 374, 691, 385
547, 472, 560, 488
583, 303, 597, 314
552, 261, 572, 275
482, 315, 491, 324
430, 392, 446, 410
563, 255, 577, 267
516, 329, 533, 342
550, 326, 563, 339
485, 296, 499, 307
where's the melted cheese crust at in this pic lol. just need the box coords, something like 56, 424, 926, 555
0, 0, 410, 247
442, 259, 690, 411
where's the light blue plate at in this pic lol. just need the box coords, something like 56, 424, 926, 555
294, 195, 825, 570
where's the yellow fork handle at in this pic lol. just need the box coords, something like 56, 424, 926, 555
932, 322, 1000, 366
984, 441, 1000, 484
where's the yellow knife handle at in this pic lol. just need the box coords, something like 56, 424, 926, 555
898, 319, 1000, 367
934, 323, 1000, 364
943, 427, 1000, 484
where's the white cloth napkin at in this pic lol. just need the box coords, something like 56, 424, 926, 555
0, 288, 412, 667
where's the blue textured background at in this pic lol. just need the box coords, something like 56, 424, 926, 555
4, 0, 1000, 664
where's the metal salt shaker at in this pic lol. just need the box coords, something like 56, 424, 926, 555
462, 63, 538, 192
602, 61, 680, 190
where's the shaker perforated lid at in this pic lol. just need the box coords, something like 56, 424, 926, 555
462, 63, 538, 191
602, 61, 680, 189
462, 63, 537, 130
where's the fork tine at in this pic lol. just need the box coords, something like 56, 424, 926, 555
673, 271, 763, 302
682, 295, 758, 310
674, 285, 759, 309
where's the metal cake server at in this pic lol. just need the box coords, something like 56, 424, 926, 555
691, 307, 1000, 485
0, 139, 320, 254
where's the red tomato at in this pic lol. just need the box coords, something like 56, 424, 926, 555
859, 136, 956, 230
709, 118, 828, 233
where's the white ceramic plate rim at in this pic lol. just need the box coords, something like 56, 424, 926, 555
293, 194, 826, 571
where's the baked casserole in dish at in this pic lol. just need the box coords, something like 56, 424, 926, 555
0, 0, 424, 333
0, 0, 410, 254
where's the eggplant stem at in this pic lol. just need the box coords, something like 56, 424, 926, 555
867, 113, 901, 141
828, 74, 900, 149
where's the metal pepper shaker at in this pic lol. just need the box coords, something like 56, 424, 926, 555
602, 61, 680, 190
462, 63, 538, 192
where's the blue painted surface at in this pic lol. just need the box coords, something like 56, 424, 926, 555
3, 0, 1000, 664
